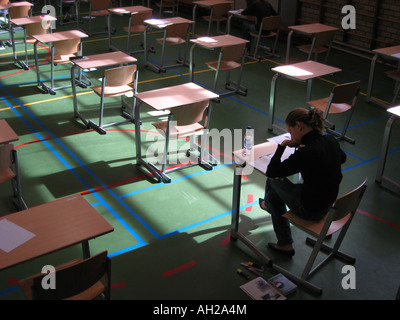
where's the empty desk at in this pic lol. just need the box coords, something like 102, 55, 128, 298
366, 45, 400, 109
9, 15, 57, 70
269, 60, 341, 133
107, 6, 153, 55
376, 105, 400, 193
0, 194, 114, 271
70, 51, 137, 134
134, 82, 219, 183
286, 23, 338, 64
144, 17, 193, 73
33, 29, 89, 95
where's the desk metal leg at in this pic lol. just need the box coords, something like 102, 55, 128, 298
285, 30, 293, 64
189, 43, 196, 82
366, 53, 378, 103
268, 73, 286, 134
376, 115, 400, 192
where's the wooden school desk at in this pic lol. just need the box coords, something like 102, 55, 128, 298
0, 194, 114, 271
268, 60, 341, 133
285, 23, 338, 64
0, 119, 19, 145
189, 34, 248, 97
32, 29, 89, 95
134, 82, 219, 183
366, 45, 400, 109
143, 17, 194, 73
9, 15, 57, 70
70, 51, 137, 134
191, 0, 232, 35
226, 9, 255, 35
375, 105, 400, 193
107, 6, 153, 55
231, 140, 321, 294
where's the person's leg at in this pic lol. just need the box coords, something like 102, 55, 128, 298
263, 178, 303, 248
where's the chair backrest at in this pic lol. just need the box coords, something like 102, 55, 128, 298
26, 22, 48, 37
8, 5, 30, 18
0, 144, 13, 171
211, 2, 231, 17
30, 251, 111, 300
166, 22, 189, 38
131, 10, 152, 26
171, 100, 209, 126
331, 178, 367, 222
53, 38, 81, 58
261, 15, 280, 32
313, 30, 335, 48
222, 42, 246, 62
90, 0, 111, 11
331, 80, 361, 104
104, 64, 137, 87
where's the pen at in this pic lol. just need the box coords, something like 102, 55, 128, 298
237, 268, 250, 280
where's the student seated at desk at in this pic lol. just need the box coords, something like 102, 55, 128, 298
241, 0, 276, 50
259, 108, 347, 257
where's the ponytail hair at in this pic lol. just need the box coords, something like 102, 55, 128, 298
285, 108, 325, 133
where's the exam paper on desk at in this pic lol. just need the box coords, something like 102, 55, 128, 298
249, 146, 294, 173
0, 218, 36, 253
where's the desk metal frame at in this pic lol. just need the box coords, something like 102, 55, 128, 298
366, 45, 400, 109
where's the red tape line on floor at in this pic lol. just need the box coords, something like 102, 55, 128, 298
161, 260, 197, 277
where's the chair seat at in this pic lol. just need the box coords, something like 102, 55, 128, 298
202, 16, 227, 22
92, 84, 133, 97
153, 121, 204, 138
307, 98, 352, 114
249, 31, 276, 39
51, 54, 75, 64
156, 37, 185, 45
386, 69, 400, 81
283, 211, 351, 238
205, 60, 241, 71
123, 25, 146, 33
297, 44, 328, 54
66, 281, 106, 300
0, 167, 15, 184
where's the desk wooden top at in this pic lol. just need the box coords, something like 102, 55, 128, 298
0, 119, 19, 144
135, 82, 219, 110
145, 17, 194, 28
71, 51, 137, 69
190, 34, 248, 49
272, 60, 341, 81
32, 29, 88, 43
10, 15, 57, 26
193, 0, 232, 6
288, 23, 338, 34
388, 106, 400, 117
373, 45, 400, 58
0, 1, 32, 9
0, 194, 114, 271
108, 6, 152, 15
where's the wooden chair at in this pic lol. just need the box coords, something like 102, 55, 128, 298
0, 144, 27, 211
205, 42, 247, 98
152, 99, 213, 182
202, 2, 231, 35
18, 251, 111, 300
86, 0, 113, 36
249, 15, 280, 60
297, 30, 335, 63
4, 3, 31, 47
280, 178, 367, 294
155, 21, 190, 71
90, 64, 138, 134
385, 69, 400, 106
156, 0, 178, 18
307, 80, 361, 144
123, 10, 153, 54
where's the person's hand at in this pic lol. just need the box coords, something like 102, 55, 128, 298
280, 139, 298, 148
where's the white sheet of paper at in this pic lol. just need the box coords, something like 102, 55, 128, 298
0, 218, 36, 253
